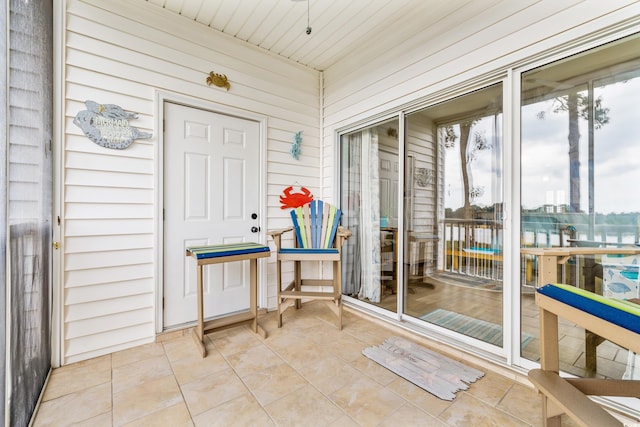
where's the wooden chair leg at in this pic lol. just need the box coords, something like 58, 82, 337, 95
294, 260, 302, 309
335, 260, 342, 330
276, 259, 283, 328
542, 396, 562, 427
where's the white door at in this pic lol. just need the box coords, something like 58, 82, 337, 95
163, 102, 261, 328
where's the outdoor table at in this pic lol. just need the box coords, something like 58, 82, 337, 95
521, 246, 640, 289
185, 243, 270, 357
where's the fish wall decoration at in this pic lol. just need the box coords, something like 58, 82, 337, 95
73, 100, 152, 149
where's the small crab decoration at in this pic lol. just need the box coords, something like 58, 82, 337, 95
280, 186, 314, 209
206, 71, 230, 91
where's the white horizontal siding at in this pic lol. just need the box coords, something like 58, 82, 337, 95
322, 0, 640, 201
324, 1, 640, 127
62, 0, 320, 363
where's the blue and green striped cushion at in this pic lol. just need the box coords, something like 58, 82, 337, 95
187, 242, 270, 259
537, 283, 640, 334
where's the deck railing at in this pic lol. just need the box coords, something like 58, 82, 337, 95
442, 219, 503, 280
428, 217, 638, 284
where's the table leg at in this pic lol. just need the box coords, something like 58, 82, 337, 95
194, 264, 206, 357
538, 255, 559, 287
250, 259, 267, 338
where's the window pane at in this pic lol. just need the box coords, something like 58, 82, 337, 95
405, 84, 505, 348
340, 118, 399, 310
520, 34, 640, 380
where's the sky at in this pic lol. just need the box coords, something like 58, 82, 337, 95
443, 76, 640, 216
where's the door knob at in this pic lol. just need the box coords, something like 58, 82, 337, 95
251, 213, 258, 219
251, 226, 260, 233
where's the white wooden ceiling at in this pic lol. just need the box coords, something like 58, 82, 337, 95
143, 0, 487, 71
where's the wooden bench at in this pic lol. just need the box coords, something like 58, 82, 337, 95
529, 284, 640, 426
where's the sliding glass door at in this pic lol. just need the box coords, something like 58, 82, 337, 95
340, 86, 510, 349
403, 85, 506, 348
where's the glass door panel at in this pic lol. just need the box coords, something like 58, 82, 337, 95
521, 34, 640, 377
404, 84, 506, 348
340, 118, 399, 311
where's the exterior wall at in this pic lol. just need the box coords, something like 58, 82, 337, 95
61, 0, 320, 364
322, 0, 640, 191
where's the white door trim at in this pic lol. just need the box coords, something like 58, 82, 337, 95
154, 91, 268, 333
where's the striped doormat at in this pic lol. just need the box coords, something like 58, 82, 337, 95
421, 308, 535, 349
362, 336, 484, 400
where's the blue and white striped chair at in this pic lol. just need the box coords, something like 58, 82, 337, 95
268, 200, 351, 329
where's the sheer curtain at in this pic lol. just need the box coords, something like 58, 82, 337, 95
342, 129, 381, 302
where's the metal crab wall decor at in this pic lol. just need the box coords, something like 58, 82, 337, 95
279, 185, 314, 209
206, 71, 230, 91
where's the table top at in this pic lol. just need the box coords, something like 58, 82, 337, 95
186, 242, 270, 260
521, 246, 640, 256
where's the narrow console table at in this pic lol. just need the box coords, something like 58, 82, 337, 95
185, 243, 270, 357
520, 246, 640, 289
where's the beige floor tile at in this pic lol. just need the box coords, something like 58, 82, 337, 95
181, 368, 249, 416
242, 361, 308, 406
224, 342, 283, 378
385, 376, 453, 418
113, 374, 183, 426
496, 382, 542, 426
164, 334, 217, 362
464, 370, 513, 406
329, 376, 406, 426
208, 325, 263, 357
377, 402, 446, 426
42, 357, 111, 401
112, 341, 167, 368
262, 327, 309, 353
326, 415, 360, 427
301, 355, 363, 395
170, 347, 229, 385
268, 337, 332, 371
320, 333, 370, 363
71, 411, 112, 427
278, 308, 333, 330
33, 382, 111, 427
192, 392, 275, 427
121, 402, 194, 427
438, 393, 530, 426
112, 354, 173, 394
54, 354, 111, 373
265, 384, 344, 427
32, 300, 617, 427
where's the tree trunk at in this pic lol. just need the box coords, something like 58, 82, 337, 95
568, 93, 581, 212
460, 122, 472, 219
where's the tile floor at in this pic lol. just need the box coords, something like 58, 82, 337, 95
32, 301, 590, 427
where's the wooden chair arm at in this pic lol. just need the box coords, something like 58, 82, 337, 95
267, 226, 294, 237
337, 226, 352, 238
